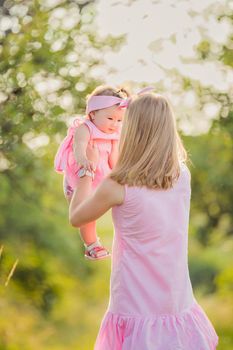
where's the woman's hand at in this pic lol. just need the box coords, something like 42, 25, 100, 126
76, 157, 94, 172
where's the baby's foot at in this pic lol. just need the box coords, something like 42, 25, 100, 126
84, 240, 110, 261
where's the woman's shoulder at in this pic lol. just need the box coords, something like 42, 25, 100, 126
179, 162, 191, 179
175, 162, 191, 192
97, 177, 125, 206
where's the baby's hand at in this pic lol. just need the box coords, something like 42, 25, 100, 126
109, 140, 119, 169
111, 140, 119, 154
111, 139, 119, 148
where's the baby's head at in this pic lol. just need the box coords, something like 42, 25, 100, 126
111, 93, 187, 189
86, 85, 129, 134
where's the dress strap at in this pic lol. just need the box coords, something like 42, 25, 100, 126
123, 184, 128, 204
54, 118, 84, 172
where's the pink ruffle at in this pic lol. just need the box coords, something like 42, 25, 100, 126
54, 119, 82, 189
94, 302, 218, 350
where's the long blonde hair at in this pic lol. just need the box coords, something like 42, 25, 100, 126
110, 93, 187, 189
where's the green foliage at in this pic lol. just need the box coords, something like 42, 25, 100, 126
185, 126, 233, 245
0, 0, 121, 348
0, 0, 232, 348
189, 255, 219, 294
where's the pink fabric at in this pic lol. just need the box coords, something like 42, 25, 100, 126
94, 164, 219, 350
137, 86, 154, 95
54, 118, 119, 189
86, 96, 126, 114
85, 87, 155, 113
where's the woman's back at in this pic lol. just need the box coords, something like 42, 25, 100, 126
110, 163, 194, 316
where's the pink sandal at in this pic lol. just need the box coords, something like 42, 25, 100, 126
84, 239, 111, 261
85, 246, 110, 260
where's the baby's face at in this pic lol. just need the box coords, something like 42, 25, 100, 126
91, 105, 124, 134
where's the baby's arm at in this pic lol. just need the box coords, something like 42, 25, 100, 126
73, 124, 94, 171
108, 140, 119, 169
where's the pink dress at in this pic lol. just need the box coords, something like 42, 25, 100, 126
54, 118, 119, 191
94, 164, 219, 350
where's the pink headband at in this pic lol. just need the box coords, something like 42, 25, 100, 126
86, 86, 154, 114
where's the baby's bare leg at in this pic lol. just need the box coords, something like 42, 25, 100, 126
80, 223, 97, 245
66, 194, 97, 245
64, 177, 110, 259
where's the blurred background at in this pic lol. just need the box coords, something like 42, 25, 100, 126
0, 0, 232, 349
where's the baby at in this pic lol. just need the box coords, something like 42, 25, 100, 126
54, 85, 129, 260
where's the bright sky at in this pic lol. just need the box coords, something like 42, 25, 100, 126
94, 0, 233, 134
1, 0, 232, 136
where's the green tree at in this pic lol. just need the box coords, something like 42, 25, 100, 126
0, 1, 123, 348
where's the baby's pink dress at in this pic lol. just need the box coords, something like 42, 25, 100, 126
94, 164, 218, 350
54, 118, 119, 191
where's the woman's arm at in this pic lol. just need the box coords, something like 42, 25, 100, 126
69, 176, 124, 227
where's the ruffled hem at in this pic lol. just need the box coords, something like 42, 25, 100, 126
94, 302, 218, 350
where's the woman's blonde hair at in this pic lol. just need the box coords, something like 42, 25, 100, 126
110, 93, 188, 189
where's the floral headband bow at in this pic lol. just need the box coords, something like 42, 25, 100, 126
86, 86, 154, 114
